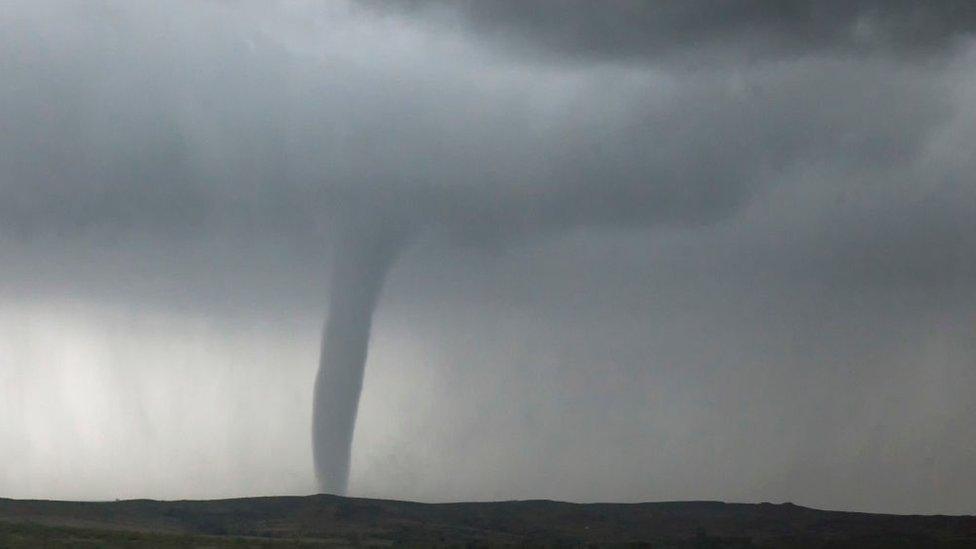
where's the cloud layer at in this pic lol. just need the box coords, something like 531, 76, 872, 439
381, 1, 976, 62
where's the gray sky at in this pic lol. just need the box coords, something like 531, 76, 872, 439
1, 0, 975, 514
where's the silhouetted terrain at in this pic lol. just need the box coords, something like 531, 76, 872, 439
2, 495, 976, 547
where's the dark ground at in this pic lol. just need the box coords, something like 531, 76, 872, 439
2, 494, 975, 547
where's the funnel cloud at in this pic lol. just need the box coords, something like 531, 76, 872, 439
314, 218, 407, 494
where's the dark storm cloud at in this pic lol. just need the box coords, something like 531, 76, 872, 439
0, 4, 952, 248
0, 0, 955, 325
0, 1, 970, 288
379, 1, 976, 63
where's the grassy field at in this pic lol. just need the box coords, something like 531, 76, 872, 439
0, 520, 343, 548
2, 495, 975, 547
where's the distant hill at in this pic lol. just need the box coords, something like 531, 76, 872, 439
2, 494, 975, 547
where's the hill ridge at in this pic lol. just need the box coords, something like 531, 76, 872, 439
2, 494, 975, 547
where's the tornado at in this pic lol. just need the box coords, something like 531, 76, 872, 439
312, 220, 405, 495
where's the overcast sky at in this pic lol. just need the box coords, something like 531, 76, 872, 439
1, 0, 975, 514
